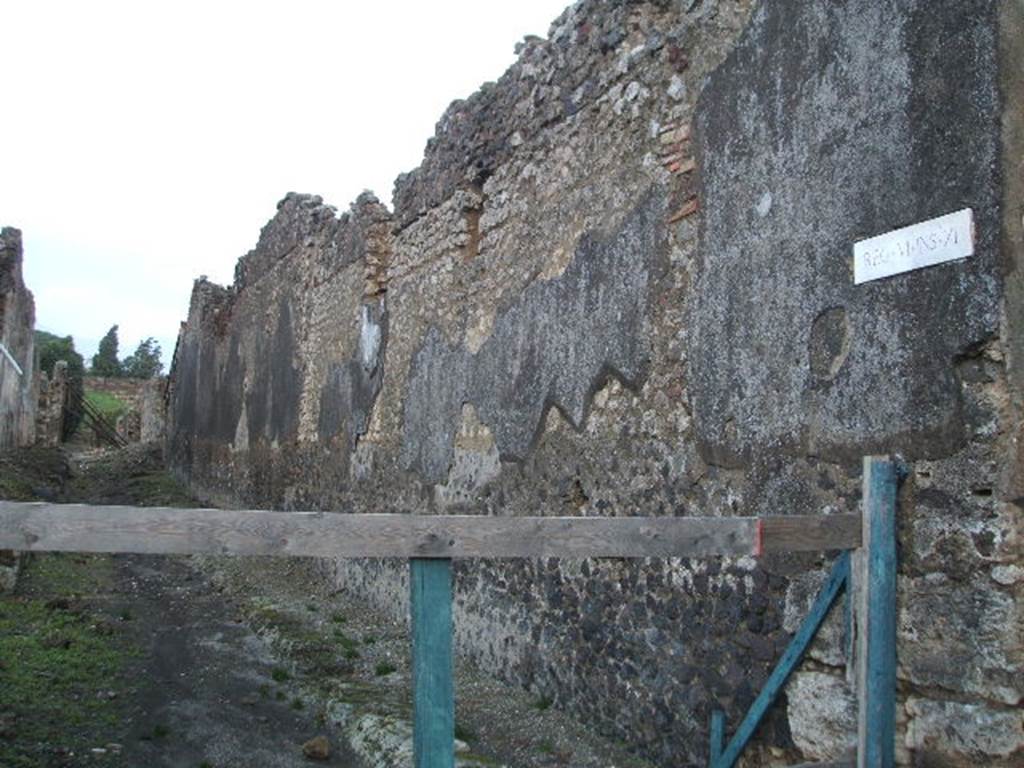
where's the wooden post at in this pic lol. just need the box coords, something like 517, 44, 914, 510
411, 558, 454, 768
856, 456, 897, 768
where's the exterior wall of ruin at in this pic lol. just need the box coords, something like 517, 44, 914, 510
0, 227, 36, 451
36, 360, 69, 448
167, 2, 1024, 765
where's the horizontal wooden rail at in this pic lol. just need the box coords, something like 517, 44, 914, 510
0, 502, 860, 559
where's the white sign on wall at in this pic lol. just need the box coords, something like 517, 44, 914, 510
853, 208, 974, 285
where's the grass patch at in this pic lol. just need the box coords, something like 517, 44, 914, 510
290, 697, 304, 710
0, 446, 69, 502
271, 667, 289, 683
533, 695, 553, 711
455, 722, 477, 742
84, 390, 129, 425
330, 612, 346, 624
17, 552, 115, 600
122, 471, 197, 507
333, 629, 359, 653
374, 662, 397, 677
0, 471, 34, 500
0, 595, 127, 765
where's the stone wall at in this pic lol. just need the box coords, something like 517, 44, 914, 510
36, 360, 69, 447
86, 375, 167, 444
0, 227, 36, 451
167, 2, 1024, 765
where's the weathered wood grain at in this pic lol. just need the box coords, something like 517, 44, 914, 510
0, 502, 860, 559
761, 513, 862, 553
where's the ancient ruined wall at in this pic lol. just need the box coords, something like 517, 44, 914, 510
86, 376, 168, 444
0, 227, 36, 450
168, 2, 1023, 765
36, 361, 68, 448
139, 377, 167, 444
85, 376, 148, 412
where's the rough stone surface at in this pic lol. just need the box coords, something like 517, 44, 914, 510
786, 672, 856, 762
905, 697, 1024, 766
165, 2, 1023, 766
36, 360, 69, 448
0, 227, 37, 450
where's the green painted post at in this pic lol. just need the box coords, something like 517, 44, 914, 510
857, 457, 897, 768
411, 558, 454, 768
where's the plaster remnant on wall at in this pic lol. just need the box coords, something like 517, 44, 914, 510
690, 0, 1002, 466
401, 188, 668, 483
318, 298, 388, 450
435, 404, 502, 510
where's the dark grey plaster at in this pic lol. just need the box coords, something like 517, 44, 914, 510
318, 298, 389, 450
690, 0, 1002, 467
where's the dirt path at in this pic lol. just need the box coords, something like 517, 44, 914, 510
3, 446, 353, 767
112, 553, 355, 768
2, 445, 657, 768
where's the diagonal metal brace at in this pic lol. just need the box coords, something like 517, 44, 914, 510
709, 551, 851, 768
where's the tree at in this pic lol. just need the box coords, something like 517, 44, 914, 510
91, 325, 123, 377
122, 337, 163, 379
35, 330, 85, 380
34, 330, 85, 438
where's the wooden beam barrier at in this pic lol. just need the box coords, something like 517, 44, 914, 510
0, 502, 861, 560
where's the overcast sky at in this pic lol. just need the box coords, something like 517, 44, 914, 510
1, 0, 569, 369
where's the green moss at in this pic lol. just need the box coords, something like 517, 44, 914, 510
123, 471, 197, 507
0, 472, 35, 500
271, 667, 289, 683
17, 552, 115, 599
0, 595, 128, 765
333, 629, 359, 653
374, 662, 397, 677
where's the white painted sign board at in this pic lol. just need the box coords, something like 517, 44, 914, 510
853, 208, 974, 285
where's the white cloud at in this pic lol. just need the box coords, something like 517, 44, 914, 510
1, 0, 569, 364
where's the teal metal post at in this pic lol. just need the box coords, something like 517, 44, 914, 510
411, 558, 454, 768
857, 457, 897, 768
